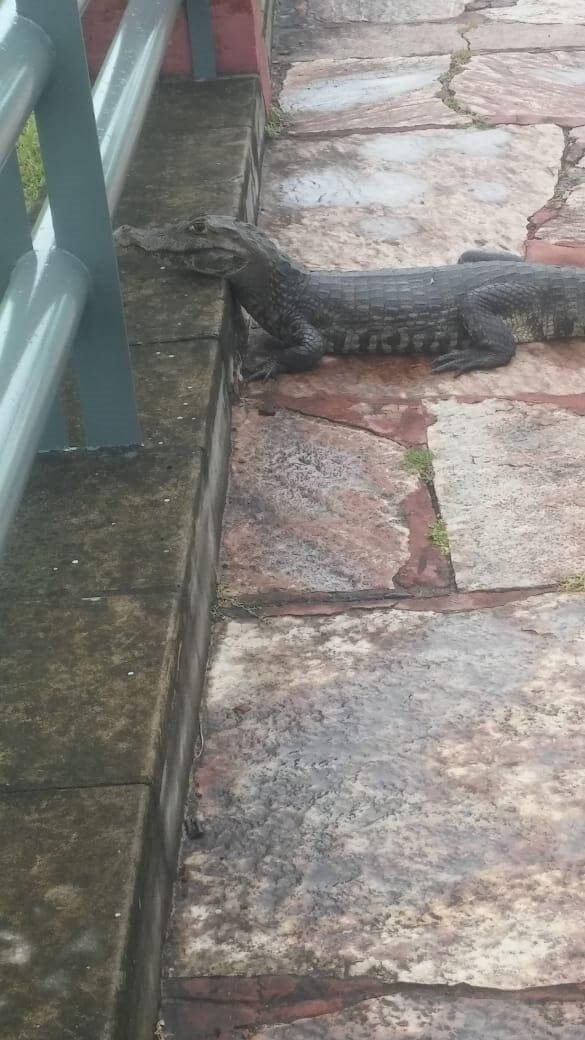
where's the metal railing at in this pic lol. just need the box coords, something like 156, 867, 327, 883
0, 0, 215, 551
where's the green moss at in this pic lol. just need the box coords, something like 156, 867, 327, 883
403, 447, 434, 482
429, 518, 450, 556
265, 105, 285, 139
560, 574, 585, 593
212, 580, 265, 621
16, 116, 45, 211
438, 47, 472, 116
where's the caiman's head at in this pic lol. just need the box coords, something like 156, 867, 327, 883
114, 214, 279, 279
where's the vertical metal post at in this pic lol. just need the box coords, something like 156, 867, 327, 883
185, 0, 216, 80
16, 0, 141, 449
0, 150, 68, 448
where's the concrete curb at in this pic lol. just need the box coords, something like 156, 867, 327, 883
0, 76, 264, 1040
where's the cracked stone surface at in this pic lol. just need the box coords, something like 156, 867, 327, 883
483, 0, 585, 23
220, 407, 416, 597
260, 126, 562, 268
167, 596, 585, 986
279, 56, 465, 134
241, 994, 585, 1039
454, 51, 585, 126
428, 400, 585, 590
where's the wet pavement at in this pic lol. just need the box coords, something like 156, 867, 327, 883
161, 2, 585, 1038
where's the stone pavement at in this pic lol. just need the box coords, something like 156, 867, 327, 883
161, 2, 585, 1037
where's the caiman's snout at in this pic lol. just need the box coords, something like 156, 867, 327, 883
113, 224, 146, 251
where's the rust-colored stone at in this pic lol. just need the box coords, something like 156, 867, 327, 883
163, 976, 389, 1039
393, 484, 453, 593
455, 51, 585, 128
220, 406, 418, 597
527, 239, 585, 266
253, 391, 433, 445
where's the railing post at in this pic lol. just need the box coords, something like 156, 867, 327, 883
185, 0, 216, 79
16, 0, 141, 449
0, 151, 68, 449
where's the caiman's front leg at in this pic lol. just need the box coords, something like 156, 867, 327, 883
243, 317, 324, 380
457, 249, 523, 263
433, 282, 537, 374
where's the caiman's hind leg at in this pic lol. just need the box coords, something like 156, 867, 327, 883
433, 282, 537, 375
457, 249, 523, 263
243, 318, 324, 380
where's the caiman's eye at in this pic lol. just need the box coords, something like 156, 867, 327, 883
189, 219, 206, 234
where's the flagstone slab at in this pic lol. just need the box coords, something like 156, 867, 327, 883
483, 0, 585, 23
277, 22, 464, 61
241, 993, 585, 1039
308, 0, 466, 22
244, 340, 585, 404
279, 56, 465, 135
167, 594, 585, 986
260, 125, 562, 269
454, 51, 585, 127
467, 21, 585, 52
533, 182, 585, 241
220, 407, 417, 597
428, 399, 585, 589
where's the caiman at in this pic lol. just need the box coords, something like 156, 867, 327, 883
114, 215, 585, 379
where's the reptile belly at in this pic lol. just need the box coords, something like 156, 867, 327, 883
322, 323, 460, 355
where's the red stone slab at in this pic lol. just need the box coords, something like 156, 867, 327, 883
526, 240, 585, 266
279, 56, 465, 135
220, 406, 423, 597
467, 22, 585, 53
243, 342, 585, 406
455, 51, 585, 127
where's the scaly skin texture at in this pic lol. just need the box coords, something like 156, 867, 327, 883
114, 216, 585, 378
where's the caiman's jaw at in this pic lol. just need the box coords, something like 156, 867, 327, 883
114, 215, 251, 277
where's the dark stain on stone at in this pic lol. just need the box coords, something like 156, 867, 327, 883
262, 393, 434, 446
162, 974, 585, 1039
163, 975, 389, 1038
393, 484, 453, 594
254, 586, 549, 617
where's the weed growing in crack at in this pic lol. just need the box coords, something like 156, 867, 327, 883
429, 518, 450, 556
212, 580, 265, 621
265, 105, 285, 139
439, 47, 472, 114
560, 574, 585, 593
403, 447, 434, 482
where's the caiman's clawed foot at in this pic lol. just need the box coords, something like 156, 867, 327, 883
432, 348, 511, 375
242, 354, 281, 381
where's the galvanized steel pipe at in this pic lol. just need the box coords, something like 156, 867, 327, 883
0, 13, 54, 175
0, 249, 89, 548
92, 0, 183, 211
34, 0, 184, 252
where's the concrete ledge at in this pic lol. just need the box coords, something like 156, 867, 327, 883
0, 76, 263, 1040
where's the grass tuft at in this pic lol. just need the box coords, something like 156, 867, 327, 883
16, 116, 45, 210
403, 447, 434, 482
560, 575, 585, 593
265, 105, 285, 139
429, 518, 450, 556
